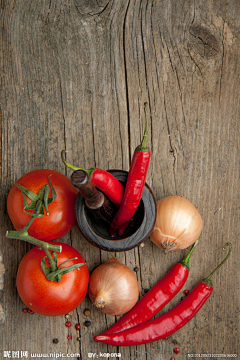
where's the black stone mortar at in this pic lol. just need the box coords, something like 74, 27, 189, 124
75, 170, 157, 252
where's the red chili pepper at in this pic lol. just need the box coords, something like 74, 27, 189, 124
94, 243, 231, 346
110, 103, 151, 237
61, 150, 124, 207
101, 240, 198, 335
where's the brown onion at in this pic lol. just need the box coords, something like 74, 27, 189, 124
150, 195, 202, 252
88, 258, 139, 316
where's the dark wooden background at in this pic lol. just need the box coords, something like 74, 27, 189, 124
1, 0, 239, 359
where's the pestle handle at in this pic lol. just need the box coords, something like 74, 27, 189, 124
71, 170, 104, 208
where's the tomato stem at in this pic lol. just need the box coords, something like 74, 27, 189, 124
43, 248, 58, 272
5, 228, 62, 253
61, 150, 95, 179
6, 192, 62, 254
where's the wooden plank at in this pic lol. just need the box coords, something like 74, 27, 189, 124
0, 0, 239, 359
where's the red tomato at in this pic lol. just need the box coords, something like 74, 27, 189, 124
7, 169, 77, 241
16, 242, 89, 316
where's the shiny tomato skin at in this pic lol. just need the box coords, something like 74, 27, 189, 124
7, 169, 77, 241
16, 242, 89, 316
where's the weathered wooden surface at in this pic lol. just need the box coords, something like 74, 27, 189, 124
1, 0, 239, 359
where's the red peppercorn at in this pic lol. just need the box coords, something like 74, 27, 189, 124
22, 308, 28, 313
65, 321, 72, 327
28, 309, 34, 315
184, 289, 189, 296
164, 337, 169, 340
75, 323, 81, 330
67, 335, 72, 340
174, 348, 180, 354
171, 358, 175, 360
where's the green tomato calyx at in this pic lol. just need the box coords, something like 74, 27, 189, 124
41, 252, 86, 283
10, 175, 57, 217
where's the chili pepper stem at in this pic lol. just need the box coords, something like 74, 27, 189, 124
61, 150, 95, 178
179, 239, 199, 270
203, 242, 232, 287
136, 102, 150, 152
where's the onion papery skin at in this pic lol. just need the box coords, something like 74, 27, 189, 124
150, 196, 202, 252
88, 258, 139, 316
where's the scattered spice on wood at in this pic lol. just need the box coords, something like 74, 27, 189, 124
174, 348, 180, 354
67, 335, 72, 340
28, 309, 34, 315
84, 320, 91, 327
184, 289, 189, 296
53, 338, 59, 344
164, 337, 169, 340
77, 337, 81, 341
141, 288, 150, 295
84, 309, 91, 316
172, 340, 178, 345
65, 321, 72, 327
22, 308, 28, 313
75, 323, 81, 330
134, 267, 139, 273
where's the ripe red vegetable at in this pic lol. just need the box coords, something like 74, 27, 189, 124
7, 169, 77, 241
16, 242, 89, 316
94, 243, 231, 346
61, 151, 125, 208
100, 240, 198, 335
110, 103, 151, 237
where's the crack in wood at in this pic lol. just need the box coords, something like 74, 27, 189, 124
0, 253, 5, 325
219, 20, 225, 104
123, 0, 131, 166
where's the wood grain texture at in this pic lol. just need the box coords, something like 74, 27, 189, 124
1, 0, 239, 359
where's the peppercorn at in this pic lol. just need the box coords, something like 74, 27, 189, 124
174, 348, 180, 354
163, 337, 169, 340
172, 340, 178, 345
84, 309, 91, 316
76, 323, 81, 330
77, 337, 81, 341
171, 358, 175, 360
184, 289, 189, 296
28, 309, 34, 315
180, 296, 185, 302
67, 335, 72, 340
65, 321, 72, 327
134, 267, 139, 273
141, 288, 150, 295
53, 338, 59, 344
84, 320, 91, 327
22, 308, 28, 313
